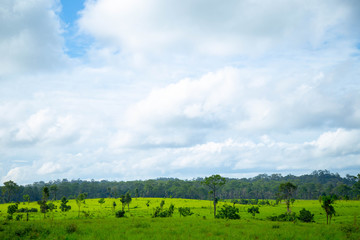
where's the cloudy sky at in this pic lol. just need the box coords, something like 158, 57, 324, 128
1, 0, 360, 185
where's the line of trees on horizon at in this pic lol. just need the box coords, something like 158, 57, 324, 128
1, 170, 360, 203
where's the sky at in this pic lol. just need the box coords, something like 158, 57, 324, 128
1, 0, 360, 185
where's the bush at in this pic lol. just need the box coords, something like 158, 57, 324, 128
115, 210, 126, 218
298, 208, 314, 222
247, 206, 260, 217
268, 212, 297, 222
216, 204, 240, 220
15, 214, 23, 221
153, 204, 175, 218
66, 223, 77, 233
178, 207, 194, 217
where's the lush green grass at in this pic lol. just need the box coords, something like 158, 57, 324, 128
0, 198, 359, 239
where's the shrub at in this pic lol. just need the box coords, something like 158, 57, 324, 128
178, 207, 194, 217
15, 214, 23, 221
153, 204, 175, 218
298, 208, 314, 222
268, 212, 297, 222
66, 223, 78, 233
216, 204, 240, 220
247, 206, 260, 217
115, 210, 126, 218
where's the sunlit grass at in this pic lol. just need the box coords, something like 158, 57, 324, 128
0, 198, 359, 239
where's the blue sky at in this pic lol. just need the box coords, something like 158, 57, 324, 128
0, 0, 360, 184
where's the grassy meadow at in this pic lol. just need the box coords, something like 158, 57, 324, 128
0, 197, 359, 239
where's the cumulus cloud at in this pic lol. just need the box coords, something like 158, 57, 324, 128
310, 128, 360, 157
1, 0, 360, 184
112, 61, 360, 149
79, 0, 358, 58
0, 0, 68, 76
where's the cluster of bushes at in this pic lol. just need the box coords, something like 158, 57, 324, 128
216, 205, 240, 219
153, 204, 175, 218
17, 208, 38, 213
231, 199, 271, 205
268, 208, 314, 223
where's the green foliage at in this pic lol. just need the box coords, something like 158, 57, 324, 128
202, 174, 226, 218
60, 196, 71, 212
321, 195, 336, 224
268, 212, 297, 222
2, 180, 19, 203
153, 203, 175, 218
125, 192, 132, 211
278, 182, 297, 213
23, 194, 30, 204
178, 207, 194, 217
247, 206, 260, 217
216, 204, 240, 220
115, 210, 126, 218
66, 223, 78, 233
98, 198, 105, 206
298, 208, 314, 222
50, 185, 58, 200
76, 193, 87, 217
15, 214, 23, 221
160, 200, 165, 209
7, 204, 18, 216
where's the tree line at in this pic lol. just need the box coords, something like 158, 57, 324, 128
1, 170, 359, 203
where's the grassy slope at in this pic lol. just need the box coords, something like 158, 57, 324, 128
0, 198, 359, 239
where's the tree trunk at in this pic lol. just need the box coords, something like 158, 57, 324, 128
213, 190, 216, 218
326, 214, 329, 224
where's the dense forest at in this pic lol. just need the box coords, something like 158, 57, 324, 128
1, 170, 359, 203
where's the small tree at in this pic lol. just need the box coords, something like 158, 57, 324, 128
60, 196, 71, 212
125, 192, 132, 211
135, 188, 139, 199
120, 195, 126, 211
38, 186, 50, 219
47, 202, 57, 220
7, 203, 18, 219
202, 174, 226, 218
76, 193, 86, 217
23, 194, 30, 205
112, 201, 117, 211
50, 185, 58, 201
247, 206, 260, 218
321, 195, 336, 224
278, 182, 297, 213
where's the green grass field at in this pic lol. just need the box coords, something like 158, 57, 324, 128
0, 198, 359, 239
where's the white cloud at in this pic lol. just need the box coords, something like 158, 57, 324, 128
1, 0, 360, 184
310, 128, 360, 156
79, 0, 356, 58
0, 0, 68, 76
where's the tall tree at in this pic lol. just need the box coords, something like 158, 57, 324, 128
202, 174, 226, 218
278, 182, 297, 213
76, 193, 86, 217
125, 192, 132, 211
321, 195, 336, 224
2, 180, 19, 203
50, 185, 58, 201
38, 186, 50, 219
